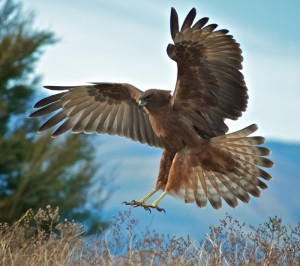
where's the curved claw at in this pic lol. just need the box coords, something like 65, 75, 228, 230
155, 206, 166, 213
143, 206, 151, 213
122, 200, 141, 207
122, 200, 165, 213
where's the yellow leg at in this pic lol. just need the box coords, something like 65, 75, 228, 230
150, 190, 168, 207
138, 189, 159, 203
123, 189, 168, 213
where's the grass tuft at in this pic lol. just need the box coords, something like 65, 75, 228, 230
1, 206, 299, 265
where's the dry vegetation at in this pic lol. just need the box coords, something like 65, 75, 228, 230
0, 206, 299, 266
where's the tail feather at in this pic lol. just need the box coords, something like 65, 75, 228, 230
205, 170, 222, 209
257, 167, 272, 181
221, 145, 270, 157
213, 124, 258, 139
194, 170, 208, 208
210, 171, 238, 208
225, 136, 266, 146
225, 170, 261, 198
166, 124, 274, 209
235, 163, 268, 189
232, 153, 273, 168
221, 172, 251, 204
217, 172, 250, 204
211, 124, 274, 201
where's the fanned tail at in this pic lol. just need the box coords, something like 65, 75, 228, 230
166, 124, 274, 209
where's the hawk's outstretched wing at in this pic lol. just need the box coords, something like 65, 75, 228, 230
168, 8, 248, 138
30, 83, 163, 148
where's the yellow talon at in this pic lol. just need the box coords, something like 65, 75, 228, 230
123, 190, 168, 213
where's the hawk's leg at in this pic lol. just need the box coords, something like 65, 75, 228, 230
123, 190, 168, 213
139, 189, 159, 203
123, 189, 158, 209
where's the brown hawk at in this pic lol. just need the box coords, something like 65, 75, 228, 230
30, 8, 274, 212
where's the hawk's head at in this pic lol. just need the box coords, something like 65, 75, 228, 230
138, 89, 171, 111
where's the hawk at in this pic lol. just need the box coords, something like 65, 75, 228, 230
30, 8, 274, 212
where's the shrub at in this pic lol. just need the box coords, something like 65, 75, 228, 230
1, 206, 299, 265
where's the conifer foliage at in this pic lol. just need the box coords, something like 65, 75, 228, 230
0, 0, 109, 234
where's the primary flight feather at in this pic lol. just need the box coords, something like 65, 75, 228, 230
30, 8, 274, 212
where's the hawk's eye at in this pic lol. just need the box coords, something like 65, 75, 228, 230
144, 95, 152, 101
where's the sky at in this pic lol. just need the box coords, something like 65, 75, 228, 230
24, 0, 300, 142
22, 0, 300, 238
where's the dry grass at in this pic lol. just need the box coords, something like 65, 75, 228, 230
0, 206, 299, 265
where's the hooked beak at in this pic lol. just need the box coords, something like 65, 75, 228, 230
138, 99, 147, 109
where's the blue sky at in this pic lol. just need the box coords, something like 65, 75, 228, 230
25, 0, 300, 142
23, 1, 300, 238
96, 138, 299, 239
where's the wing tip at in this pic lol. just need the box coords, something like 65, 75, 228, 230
249, 123, 258, 132
180, 8, 197, 32
170, 7, 179, 41
43, 85, 72, 91
187, 7, 196, 19
33, 99, 46, 108
28, 112, 35, 118
189, 7, 197, 18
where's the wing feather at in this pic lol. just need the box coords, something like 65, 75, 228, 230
169, 8, 248, 137
53, 111, 84, 136
96, 104, 113, 133
106, 105, 119, 134
192, 17, 209, 30
84, 104, 104, 133
30, 83, 162, 148
180, 8, 196, 31
73, 111, 94, 133
170, 7, 179, 41
38, 110, 67, 132
34, 92, 66, 108
30, 101, 63, 117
